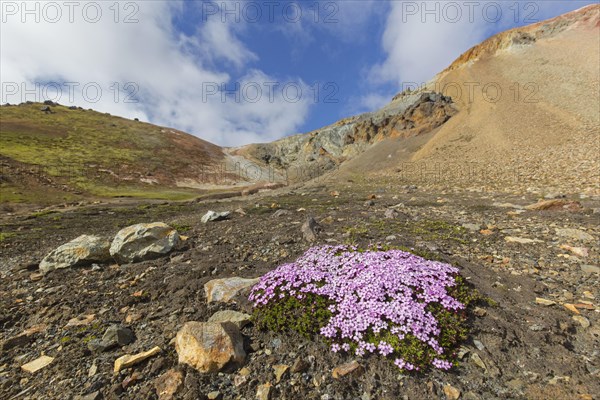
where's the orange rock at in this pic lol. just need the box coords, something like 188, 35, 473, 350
332, 360, 363, 379
563, 304, 580, 314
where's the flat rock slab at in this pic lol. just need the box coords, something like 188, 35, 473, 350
114, 346, 161, 373
332, 360, 363, 379
204, 277, 260, 303
21, 355, 54, 373
208, 310, 252, 329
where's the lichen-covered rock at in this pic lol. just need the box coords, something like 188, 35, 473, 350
110, 223, 179, 264
175, 321, 245, 373
39, 235, 111, 274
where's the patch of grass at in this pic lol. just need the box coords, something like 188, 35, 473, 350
408, 220, 468, 244
253, 290, 333, 338
0, 232, 16, 242
343, 226, 369, 244
29, 210, 58, 219
171, 222, 192, 233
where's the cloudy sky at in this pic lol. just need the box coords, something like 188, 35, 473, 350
1, 0, 594, 146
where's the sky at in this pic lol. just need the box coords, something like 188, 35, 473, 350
1, 0, 596, 146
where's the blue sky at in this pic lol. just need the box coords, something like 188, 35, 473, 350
1, 0, 596, 146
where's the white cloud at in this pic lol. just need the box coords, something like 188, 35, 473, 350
0, 0, 310, 146
369, 1, 488, 87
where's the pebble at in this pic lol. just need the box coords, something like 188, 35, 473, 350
114, 346, 161, 373
535, 298, 556, 306
273, 364, 289, 383
443, 384, 461, 400
332, 360, 363, 379
470, 353, 487, 371
207, 391, 222, 400
572, 315, 590, 329
256, 383, 272, 400
581, 265, 599, 274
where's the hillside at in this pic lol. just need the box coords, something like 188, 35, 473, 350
0, 103, 249, 206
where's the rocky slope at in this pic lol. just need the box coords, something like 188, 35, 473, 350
230, 92, 456, 183
238, 4, 599, 195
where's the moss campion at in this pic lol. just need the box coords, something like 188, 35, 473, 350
250, 245, 480, 372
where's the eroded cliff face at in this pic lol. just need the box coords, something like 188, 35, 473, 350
231, 92, 456, 181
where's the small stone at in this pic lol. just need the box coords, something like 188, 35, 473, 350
529, 324, 544, 331
473, 307, 487, 317
114, 346, 161, 373
76, 391, 101, 400
21, 355, 54, 373
572, 315, 590, 329
291, 357, 309, 373
473, 340, 485, 351
102, 325, 134, 348
505, 236, 542, 244
332, 360, 363, 379
443, 384, 461, 400
122, 371, 141, 389
208, 310, 252, 329
65, 314, 96, 327
559, 245, 588, 258
207, 391, 222, 400
201, 211, 230, 223
457, 347, 470, 360
301, 217, 321, 242
462, 223, 480, 232
256, 383, 271, 400
272, 209, 291, 218
154, 369, 183, 400
234, 374, 248, 387
384, 209, 399, 219
88, 364, 97, 377
581, 265, 599, 274
273, 364, 289, 383
535, 298, 556, 306
563, 304, 580, 314
470, 353, 486, 371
